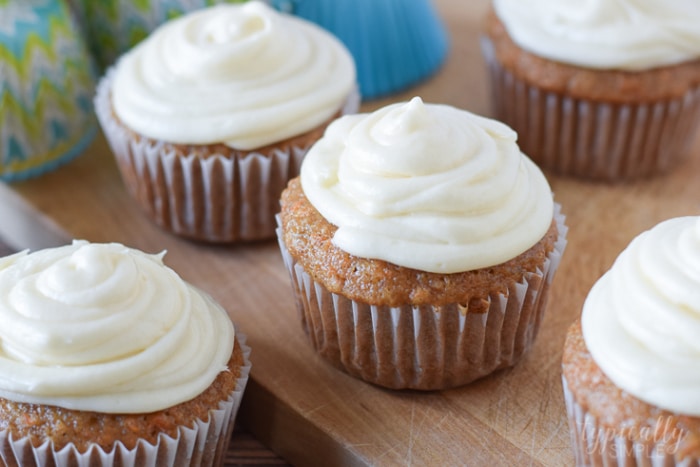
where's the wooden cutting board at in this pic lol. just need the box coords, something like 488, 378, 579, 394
2, 1, 700, 465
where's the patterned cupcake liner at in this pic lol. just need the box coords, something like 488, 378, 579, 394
562, 375, 698, 467
481, 36, 700, 182
0, 331, 251, 467
1, 128, 97, 183
0, 0, 97, 183
70, 0, 268, 71
276, 205, 567, 390
94, 69, 360, 242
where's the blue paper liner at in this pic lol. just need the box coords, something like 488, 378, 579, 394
271, 0, 449, 99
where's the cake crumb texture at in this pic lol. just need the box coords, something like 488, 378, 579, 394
280, 177, 558, 308
0, 340, 245, 453
484, 9, 700, 102
563, 321, 700, 459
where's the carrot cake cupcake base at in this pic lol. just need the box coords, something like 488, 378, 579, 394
95, 69, 359, 243
276, 186, 567, 390
562, 321, 700, 466
0, 332, 251, 467
481, 9, 700, 181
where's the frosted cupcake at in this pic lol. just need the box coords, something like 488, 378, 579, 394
0, 241, 251, 466
481, 0, 700, 181
563, 217, 700, 465
270, 0, 449, 99
0, 0, 97, 182
277, 97, 567, 390
95, 1, 359, 242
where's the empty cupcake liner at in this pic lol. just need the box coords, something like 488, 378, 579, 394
0, 331, 251, 467
95, 69, 360, 242
481, 36, 700, 182
271, 0, 449, 99
562, 375, 697, 467
276, 205, 567, 390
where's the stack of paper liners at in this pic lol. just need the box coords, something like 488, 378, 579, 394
0, 0, 96, 182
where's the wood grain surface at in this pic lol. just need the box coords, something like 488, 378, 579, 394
2, 1, 700, 465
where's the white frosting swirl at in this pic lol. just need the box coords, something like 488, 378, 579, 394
493, 0, 700, 70
0, 241, 235, 414
112, 1, 356, 149
582, 217, 700, 415
300, 97, 554, 274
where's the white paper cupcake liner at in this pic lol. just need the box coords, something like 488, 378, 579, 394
95, 69, 360, 242
562, 375, 698, 467
276, 205, 567, 390
481, 36, 700, 182
0, 331, 251, 467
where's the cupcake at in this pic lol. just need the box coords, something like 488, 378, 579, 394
0, 0, 97, 182
563, 217, 700, 466
95, 1, 359, 242
0, 241, 251, 466
481, 1, 700, 181
277, 97, 567, 390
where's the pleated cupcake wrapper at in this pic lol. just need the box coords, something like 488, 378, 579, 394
276, 205, 567, 390
480, 36, 700, 182
95, 69, 360, 243
562, 376, 697, 467
0, 332, 251, 467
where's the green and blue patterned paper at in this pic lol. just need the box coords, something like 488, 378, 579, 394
70, 0, 256, 70
0, 0, 97, 182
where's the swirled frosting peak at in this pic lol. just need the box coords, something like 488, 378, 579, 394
111, 1, 356, 149
582, 217, 700, 415
0, 241, 234, 413
493, 0, 700, 70
300, 97, 554, 274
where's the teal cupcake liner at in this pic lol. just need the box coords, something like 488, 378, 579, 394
271, 0, 449, 99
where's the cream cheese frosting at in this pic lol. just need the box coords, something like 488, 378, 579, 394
300, 97, 554, 274
111, 1, 356, 150
492, 0, 700, 70
0, 241, 235, 414
582, 217, 700, 415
